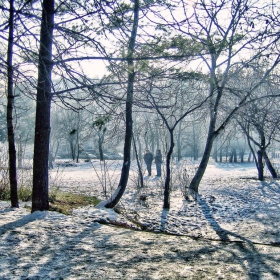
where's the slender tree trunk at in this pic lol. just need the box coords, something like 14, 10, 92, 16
233, 147, 237, 163
103, 0, 139, 208
163, 129, 175, 209
177, 120, 182, 162
247, 152, 251, 162
219, 142, 223, 162
98, 134, 104, 161
229, 146, 233, 163
263, 151, 277, 178
192, 121, 197, 160
189, 117, 216, 194
155, 125, 160, 154
213, 141, 218, 162
70, 138, 75, 160
240, 148, 244, 163
225, 144, 229, 162
7, 0, 18, 208
76, 129, 79, 163
32, 0, 54, 212
132, 134, 143, 188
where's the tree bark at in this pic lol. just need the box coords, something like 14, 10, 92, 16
132, 134, 144, 188
103, 0, 139, 208
163, 130, 175, 209
7, 0, 19, 208
257, 150, 264, 181
263, 151, 277, 178
32, 0, 54, 212
189, 110, 217, 194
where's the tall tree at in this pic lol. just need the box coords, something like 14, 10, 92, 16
6, 0, 19, 208
102, 0, 139, 208
32, 0, 54, 212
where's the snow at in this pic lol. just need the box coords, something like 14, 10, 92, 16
1, 160, 280, 279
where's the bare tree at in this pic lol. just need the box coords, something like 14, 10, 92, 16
32, 0, 54, 212
101, 0, 140, 208
6, 0, 19, 207
166, 0, 280, 196
143, 76, 208, 208
237, 94, 280, 180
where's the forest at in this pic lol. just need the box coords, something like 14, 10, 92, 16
0, 0, 280, 211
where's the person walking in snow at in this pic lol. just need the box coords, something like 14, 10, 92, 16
144, 149, 153, 176
154, 149, 163, 177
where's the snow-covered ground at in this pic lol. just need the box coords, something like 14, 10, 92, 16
1, 160, 280, 279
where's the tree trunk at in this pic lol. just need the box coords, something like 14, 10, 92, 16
229, 147, 237, 163
239, 148, 244, 163
163, 130, 175, 209
219, 143, 223, 162
213, 141, 218, 162
177, 120, 182, 162
192, 121, 198, 160
70, 140, 75, 160
137, 133, 142, 160
132, 134, 143, 188
18, 141, 23, 168
103, 0, 139, 208
7, 0, 19, 208
76, 129, 79, 163
263, 151, 277, 178
189, 117, 216, 194
247, 152, 252, 162
257, 150, 264, 181
32, 0, 54, 212
233, 147, 237, 163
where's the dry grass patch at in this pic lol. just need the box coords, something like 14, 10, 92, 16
49, 191, 100, 215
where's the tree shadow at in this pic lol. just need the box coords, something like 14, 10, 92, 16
258, 180, 280, 208
0, 211, 48, 234
198, 197, 280, 279
1, 207, 280, 279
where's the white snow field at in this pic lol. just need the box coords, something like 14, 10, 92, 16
0, 160, 280, 279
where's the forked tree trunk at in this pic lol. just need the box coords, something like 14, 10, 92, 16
32, 0, 54, 212
7, 0, 19, 208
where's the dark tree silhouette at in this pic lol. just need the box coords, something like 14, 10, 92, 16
6, 0, 19, 208
32, 0, 54, 212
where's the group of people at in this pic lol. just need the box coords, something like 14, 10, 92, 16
144, 149, 163, 177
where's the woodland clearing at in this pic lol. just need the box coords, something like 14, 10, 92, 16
0, 160, 280, 279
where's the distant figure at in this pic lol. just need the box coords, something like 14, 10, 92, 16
154, 150, 163, 177
144, 149, 153, 176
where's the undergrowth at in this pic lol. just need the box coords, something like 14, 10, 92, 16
1, 183, 100, 215
49, 191, 100, 215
